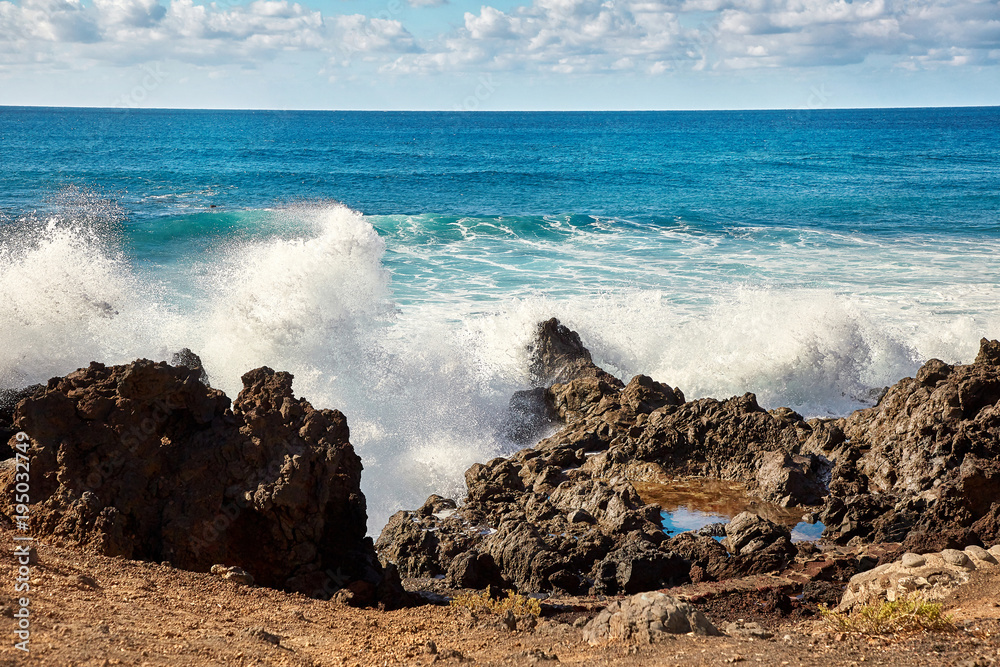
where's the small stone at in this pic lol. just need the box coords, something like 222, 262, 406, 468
222, 567, 254, 586
572, 616, 588, 628
422, 640, 438, 655
965, 545, 998, 565
941, 549, 973, 568
243, 627, 280, 645
901, 553, 926, 569
725, 621, 773, 640
210, 564, 228, 575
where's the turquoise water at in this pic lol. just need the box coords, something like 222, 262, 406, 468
2, 106, 999, 530
659, 509, 825, 543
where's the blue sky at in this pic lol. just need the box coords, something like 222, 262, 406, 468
1, 0, 998, 110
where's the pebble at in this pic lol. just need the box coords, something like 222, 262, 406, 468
901, 553, 926, 568
965, 545, 998, 565
942, 549, 973, 568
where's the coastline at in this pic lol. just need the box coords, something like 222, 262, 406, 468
2, 319, 1000, 663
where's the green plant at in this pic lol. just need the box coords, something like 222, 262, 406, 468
450, 589, 542, 617
819, 594, 956, 636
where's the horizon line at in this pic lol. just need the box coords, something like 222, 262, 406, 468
2, 103, 999, 113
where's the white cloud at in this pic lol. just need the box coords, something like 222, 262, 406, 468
0, 0, 997, 76
0, 0, 419, 68
381, 0, 1000, 74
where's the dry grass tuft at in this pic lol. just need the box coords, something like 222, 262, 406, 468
450, 589, 542, 617
820, 594, 957, 636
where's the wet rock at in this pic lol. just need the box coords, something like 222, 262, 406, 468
528, 318, 618, 388
378, 319, 832, 595
378, 325, 1000, 598
504, 388, 558, 445
0, 384, 44, 459
418, 494, 458, 518
583, 591, 721, 644
169, 348, 209, 385
0, 360, 407, 608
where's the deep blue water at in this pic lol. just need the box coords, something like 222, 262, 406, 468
2, 106, 999, 529
3, 107, 999, 229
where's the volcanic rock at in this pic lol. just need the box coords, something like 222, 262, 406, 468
822, 338, 1000, 546
528, 318, 618, 388
169, 348, 209, 385
582, 592, 721, 644
0, 359, 406, 608
838, 544, 1000, 611
0, 383, 44, 459
378, 323, 1000, 600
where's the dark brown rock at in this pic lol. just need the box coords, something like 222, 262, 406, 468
378, 324, 1000, 597
591, 539, 689, 595
724, 512, 795, 568
822, 339, 1000, 545
169, 348, 209, 385
666, 532, 733, 582
0, 360, 407, 608
971, 503, 1000, 544
528, 318, 619, 387
445, 550, 507, 590
0, 384, 44, 459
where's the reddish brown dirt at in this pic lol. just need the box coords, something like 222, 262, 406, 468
2, 529, 1000, 666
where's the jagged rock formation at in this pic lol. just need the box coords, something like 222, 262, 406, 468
376, 319, 805, 595
0, 359, 407, 608
820, 338, 1000, 548
378, 319, 1000, 598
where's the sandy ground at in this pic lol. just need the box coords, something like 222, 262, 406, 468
2, 529, 1000, 667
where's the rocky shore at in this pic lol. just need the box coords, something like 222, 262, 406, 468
2, 321, 1000, 664
377, 319, 1000, 602
0, 355, 406, 608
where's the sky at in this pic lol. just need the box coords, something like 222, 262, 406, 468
0, 0, 998, 110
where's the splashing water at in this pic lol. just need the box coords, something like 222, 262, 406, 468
3, 195, 1000, 530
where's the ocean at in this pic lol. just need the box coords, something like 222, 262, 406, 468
2, 106, 999, 531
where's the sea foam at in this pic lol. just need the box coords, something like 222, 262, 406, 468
2, 198, 998, 531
